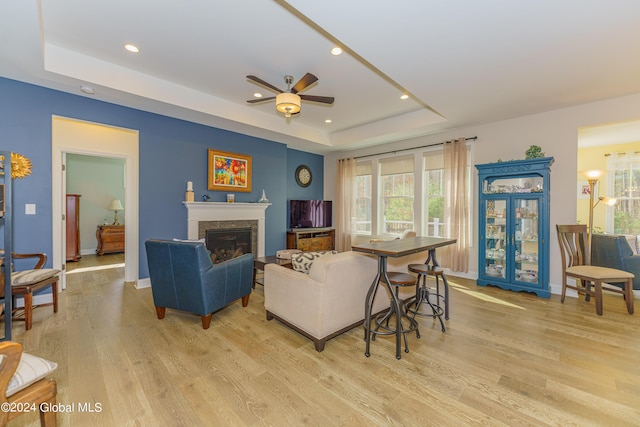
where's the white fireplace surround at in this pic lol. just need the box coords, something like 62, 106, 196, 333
183, 202, 271, 257
137, 202, 270, 289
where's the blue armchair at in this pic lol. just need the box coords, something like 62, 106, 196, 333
145, 239, 254, 329
591, 234, 640, 290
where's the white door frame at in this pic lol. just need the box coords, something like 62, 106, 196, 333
52, 116, 139, 287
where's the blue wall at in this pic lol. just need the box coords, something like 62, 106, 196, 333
0, 77, 324, 278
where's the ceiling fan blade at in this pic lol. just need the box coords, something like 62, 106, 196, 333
300, 94, 335, 104
246, 75, 283, 93
292, 73, 318, 94
246, 97, 276, 104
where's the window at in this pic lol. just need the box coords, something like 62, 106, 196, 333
423, 148, 472, 242
608, 152, 640, 234
380, 156, 414, 235
423, 152, 445, 237
351, 144, 473, 240
355, 162, 372, 234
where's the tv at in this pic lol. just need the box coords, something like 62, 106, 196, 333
289, 200, 332, 229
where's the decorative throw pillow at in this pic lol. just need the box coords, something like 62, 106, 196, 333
11, 269, 60, 286
291, 250, 338, 274
6, 352, 57, 397
623, 235, 638, 255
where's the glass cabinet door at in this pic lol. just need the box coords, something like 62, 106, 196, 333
513, 198, 539, 285
484, 199, 507, 279
477, 157, 553, 298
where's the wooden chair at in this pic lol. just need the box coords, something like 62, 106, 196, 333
0, 252, 60, 330
0, 341, 57, 426
556, 225, 634, 315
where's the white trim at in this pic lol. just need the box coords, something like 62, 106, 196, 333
13, 294, 53, 308
52, 116, 139, 287
136, 277, 151, 289
183, 202, 271, 258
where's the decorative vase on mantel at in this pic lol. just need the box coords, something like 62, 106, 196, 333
258, 189, 269, 203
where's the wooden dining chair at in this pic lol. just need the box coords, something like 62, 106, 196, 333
556, 224, 634, 315
0, 251, 60, 330
0, 341, 57, 426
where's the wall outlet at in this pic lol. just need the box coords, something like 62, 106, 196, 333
25, 204, 36, 215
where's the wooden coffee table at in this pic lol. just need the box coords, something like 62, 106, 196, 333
253, 255, 293, 287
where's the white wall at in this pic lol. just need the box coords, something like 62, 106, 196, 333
324, 92, 640, 294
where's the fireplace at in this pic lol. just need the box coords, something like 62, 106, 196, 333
183, 201, 271, 258
206, 228, 252, 263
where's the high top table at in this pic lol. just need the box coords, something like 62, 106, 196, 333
352, 236, 457, 359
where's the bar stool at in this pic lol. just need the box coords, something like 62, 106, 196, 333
406, 264, 449, 332
371, 271, 420, 359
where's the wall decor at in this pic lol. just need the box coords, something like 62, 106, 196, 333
0, 152, 32, 179
295, 164, 312, 187
208, 149, 252, 192
577, 180, 596, 199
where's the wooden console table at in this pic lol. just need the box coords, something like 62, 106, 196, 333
286, 228, 335, 251
96, 225, 125, 255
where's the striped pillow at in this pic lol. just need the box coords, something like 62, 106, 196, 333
11, 269, 60, 286
6, 352, 57, 397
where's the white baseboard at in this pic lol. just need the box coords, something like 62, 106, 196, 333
136, 278, 151, 289
12, 293, 53, 308
454, 271, 564, 296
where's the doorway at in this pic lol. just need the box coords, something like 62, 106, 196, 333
577, 120, 640, 235
52, 116, 139, 289
66, 154, 126, 270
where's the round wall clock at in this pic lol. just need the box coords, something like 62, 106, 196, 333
295, 165, 312, 187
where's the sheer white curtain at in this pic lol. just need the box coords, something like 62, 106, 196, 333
335, 157, 357, 251
606, 151, 640, 234
441, 137, 469, 272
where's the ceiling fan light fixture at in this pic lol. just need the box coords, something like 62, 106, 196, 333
276, 92, 301, 118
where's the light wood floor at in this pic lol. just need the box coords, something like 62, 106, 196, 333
8, 256, 640, 426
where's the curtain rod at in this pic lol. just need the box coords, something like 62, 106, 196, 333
353, 136, 478, 160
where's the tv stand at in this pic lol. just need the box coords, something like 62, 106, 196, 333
286, 228, 335, 251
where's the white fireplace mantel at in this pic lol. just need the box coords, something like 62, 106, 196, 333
183, 202, 271, 257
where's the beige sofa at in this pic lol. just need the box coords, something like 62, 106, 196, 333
264, 250, 425, 351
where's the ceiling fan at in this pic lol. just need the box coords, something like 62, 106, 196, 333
246, 73, 334, 117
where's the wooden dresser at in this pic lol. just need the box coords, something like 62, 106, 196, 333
96, 225, 125, 255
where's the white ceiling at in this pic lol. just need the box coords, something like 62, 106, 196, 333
2, 0, 640, 154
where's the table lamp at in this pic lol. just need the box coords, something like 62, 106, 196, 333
109, 199, 124, 225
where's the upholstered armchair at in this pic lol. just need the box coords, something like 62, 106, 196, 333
145, 239, 254, 329
591, 234, 640, 290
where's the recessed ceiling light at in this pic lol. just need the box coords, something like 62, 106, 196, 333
124, 44, 139, 53
325, 119, 332, 123
80, 85, 95, 95
330, 47, 343, 56
253, 92, 263, 98
400, 94, 409, 100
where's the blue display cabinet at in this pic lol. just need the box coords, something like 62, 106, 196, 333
475, 157, 554, 298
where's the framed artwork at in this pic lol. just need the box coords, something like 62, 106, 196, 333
208, 149, 252, 192
577, 181, 596, 199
